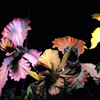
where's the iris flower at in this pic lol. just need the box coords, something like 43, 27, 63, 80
52, 36, 100, 87
0, 18, 42, 95
26, 44, 75, 97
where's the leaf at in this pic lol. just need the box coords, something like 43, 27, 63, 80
25, 84, 41, 100
5, 87, 16, 99
24, 86, 33, 99
25, 69, 45, 81
75, 80, 84, 89
57, 43, 75, 72
27, 86, 33, 94
95, 63, 100, 74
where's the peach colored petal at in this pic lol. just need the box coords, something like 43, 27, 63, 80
65, 68, 89, 85
48, 78, 64, 95
81, 63, 100, 78
39, 49, 60, 70
52, 36, 87, 56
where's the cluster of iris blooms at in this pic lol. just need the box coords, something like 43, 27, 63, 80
0, 13, 100, 100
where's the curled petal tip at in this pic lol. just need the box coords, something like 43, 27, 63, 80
92, 13, 100, 21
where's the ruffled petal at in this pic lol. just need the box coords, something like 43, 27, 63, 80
52, 36, 87, 56
89, 27, 100, 49
27, 49, 42, 60
9, 51, 40, 81
23, 52, 38, 67
2, 18, 31, 47
81, 63, 100, 78
48, 77, 64, 95
0, 38, 16, 56
36, 78, 64, 96
39, 49, 60, 70
0, 57, 13, 96
65, 68, 89, 85
92, 13, 100, 21
9, 57, 31, 81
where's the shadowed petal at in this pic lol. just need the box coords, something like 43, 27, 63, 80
48, 77, 64, 95
0, 57, 13, 96
9, 57, 31, 81
0, 38, 16, 56
65, 68, 89, 85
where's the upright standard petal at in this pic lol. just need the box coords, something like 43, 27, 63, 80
52, 36, 87, 56
39, 49, 60, 70
89, 27, 100, 49
0, 57, 13, 96
2, 18, 31, 47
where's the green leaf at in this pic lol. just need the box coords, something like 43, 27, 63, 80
95, 63, 100, 74
76, 80, 84, 89
24, 83, 39, 99
57, 43, 75, 72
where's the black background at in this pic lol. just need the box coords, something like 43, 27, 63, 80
0, 0, 100, 99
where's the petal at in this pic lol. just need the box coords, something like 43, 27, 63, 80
23, 52, 38, 67
0, 38, 15, 56
92, 13, 100, 21
81, 63, 100, 78
27, 49, 42, 60
48, 78, 64, 95
9, 57, 31, 81
89, 27, 100, 49
52, 36, 87, 56
39, 49, 60, 70
0, 57, 13, 96
2, 18, 31, 47
65, 68, 89, 85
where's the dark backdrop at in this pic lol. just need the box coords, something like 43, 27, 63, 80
0, 0, 100, 99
